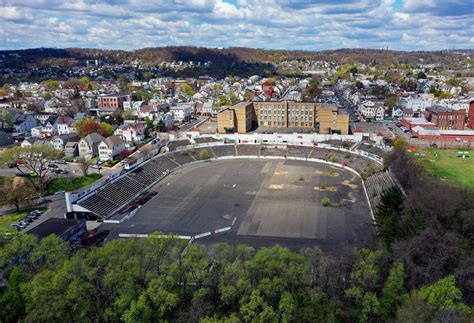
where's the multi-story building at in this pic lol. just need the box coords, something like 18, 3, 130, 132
217, 102, 255, 134
97, 94, 131, 115
217, 101, 349, 135
171, 103, 195, 123
468, 101, 474, 129
426, 107, 465, 130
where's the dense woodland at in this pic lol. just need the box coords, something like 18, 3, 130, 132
1, 47, 472, 69
0, 144, 473, 322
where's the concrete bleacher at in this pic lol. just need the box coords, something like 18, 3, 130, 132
187, 147, 214, 160
365, 171, 395, 211
210, 144, 237, 157
167, 151, 196, 165
236, 144, 261, 156
194, 137, 222, 144
287, 145, 313, 159
260, 146, 287, 157
167, 139, 191, 151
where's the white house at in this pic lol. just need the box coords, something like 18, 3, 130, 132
78, 133, 105, 159
114, 123, 145, 143
171, 103, 194, 123
98, 135, 126, 161
360, 101, 385, 121
56, 116, 73, 135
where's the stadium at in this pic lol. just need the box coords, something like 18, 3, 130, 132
67, 136, 397, 250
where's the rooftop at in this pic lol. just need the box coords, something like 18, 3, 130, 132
28, 218, 84, 239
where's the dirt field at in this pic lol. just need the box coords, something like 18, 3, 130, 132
100, 159, 375, 250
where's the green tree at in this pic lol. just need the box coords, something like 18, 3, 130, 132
181, 83, 195, 96
100, 122, 114, 137
278, 292, 296, 322
375, 187, 405, 247
393, 137, 408, 151
419, 275, 469, 313
380, 262, 406, 319
240, 290, 277, 322
43, 80, 60, 91
0, 267, 27, 322
122, 109, 137, 120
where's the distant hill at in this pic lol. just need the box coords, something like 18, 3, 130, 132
1, 46, 472, 69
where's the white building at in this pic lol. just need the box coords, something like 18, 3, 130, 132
171, 103, 194, 123
98, 135, 126, 161
360, 101, 385, 121
114, 123, 145, 143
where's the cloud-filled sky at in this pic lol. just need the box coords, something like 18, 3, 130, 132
0, 0, 472, 51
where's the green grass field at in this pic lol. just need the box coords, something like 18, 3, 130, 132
0, 207, 47, 238
413, 149, 474, 190
43, 173, 102, 196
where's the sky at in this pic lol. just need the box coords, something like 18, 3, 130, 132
0, 0, 473, 51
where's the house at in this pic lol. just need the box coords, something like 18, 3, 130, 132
78, 133, 105, 159
44, 98, 72, 114
21, 138, 52, 148
12, 112, 38, 134
171, 103, 194, 123
65, 140, 79, 158
98, 135, 126, 161
392, 107, 403, 119
52, 133, 80, 150
39, 115, 59, 138
114, 123, 145, 143
56, 116, 73, 135
360, 101, 385, 121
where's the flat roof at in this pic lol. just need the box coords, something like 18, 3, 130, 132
28, 218, 84, 239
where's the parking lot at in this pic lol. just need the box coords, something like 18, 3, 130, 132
100, 159, 375, 250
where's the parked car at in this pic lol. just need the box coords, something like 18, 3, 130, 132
53, 159, 67, 164
48, 163, 59, 169
30, 210, 43, 216
15, 172, 29, 177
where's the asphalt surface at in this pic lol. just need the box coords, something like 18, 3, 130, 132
100, 159, 375, 251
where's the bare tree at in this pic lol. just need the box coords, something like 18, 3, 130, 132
0, 145, 63, 194
77, 156, 91, 176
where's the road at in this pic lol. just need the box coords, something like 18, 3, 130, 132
0, 161, 121, 178
177, 116, 209, 133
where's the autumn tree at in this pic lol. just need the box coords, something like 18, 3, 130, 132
72, 116, 96, 137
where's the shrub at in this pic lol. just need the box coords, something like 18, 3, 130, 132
199, 149, 210, 160
322, 196, 331, 207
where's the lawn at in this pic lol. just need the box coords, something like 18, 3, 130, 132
413, 148, 474, 190
0, 207, 47, 238
43, 173, 103, 196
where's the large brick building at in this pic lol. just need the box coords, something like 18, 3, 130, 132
425, 106, 466, 130
97, 94, 132, 115
468, 101, 474, 129
217, 101, 349, 135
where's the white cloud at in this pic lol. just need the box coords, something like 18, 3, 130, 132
0, 0, 472, 50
